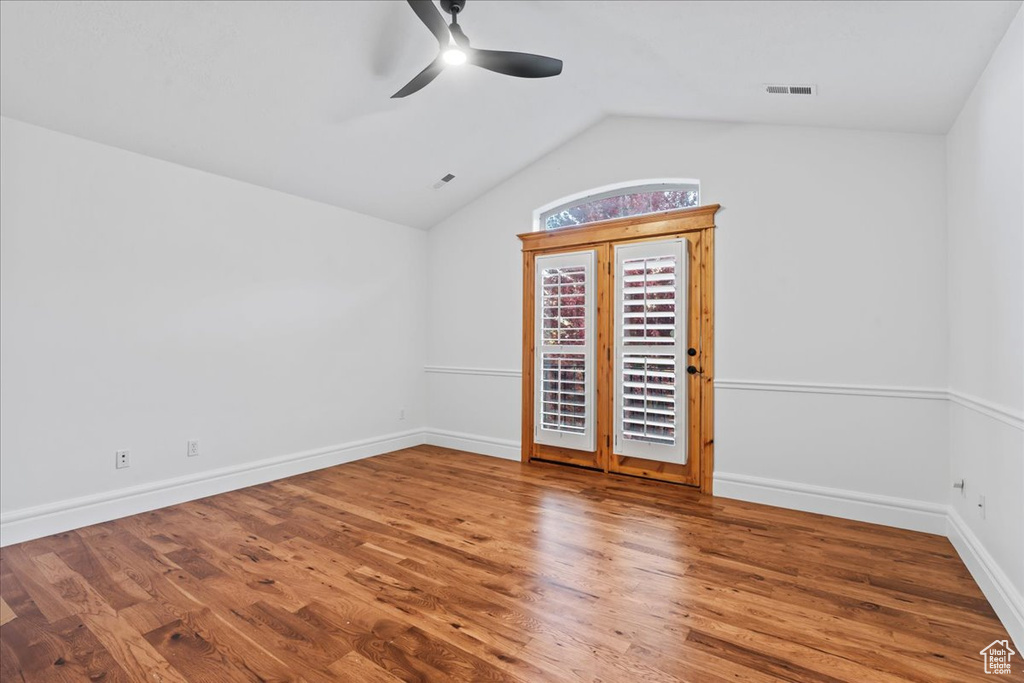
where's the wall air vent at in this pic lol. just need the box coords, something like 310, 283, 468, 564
764, 84, 817, 95
432, 173, 456, 189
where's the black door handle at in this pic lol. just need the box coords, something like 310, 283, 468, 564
687, 365, 701, 375
687, 347, 697, 357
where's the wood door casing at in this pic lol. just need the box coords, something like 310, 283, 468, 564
519, 204, 719, 491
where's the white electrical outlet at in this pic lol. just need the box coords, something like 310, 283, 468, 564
978, 494, 986, 519
187, 439, 200, 457
115, 449, 130, 469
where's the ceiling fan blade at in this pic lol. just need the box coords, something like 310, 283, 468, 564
391, 56, 446, 98
469, 49, 563, 79
407, 0, 450, 47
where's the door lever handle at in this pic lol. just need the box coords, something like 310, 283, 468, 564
687, 365, 702, 375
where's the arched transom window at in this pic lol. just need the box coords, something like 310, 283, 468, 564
536, 180, 700, 231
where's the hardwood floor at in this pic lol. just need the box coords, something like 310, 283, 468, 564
0, 446, 1014, 682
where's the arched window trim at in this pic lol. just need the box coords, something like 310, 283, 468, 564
532, 178, 701, 232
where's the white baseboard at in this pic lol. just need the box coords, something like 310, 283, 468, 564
947, 509, 1024, 650
0, 429, 424, 547
713, 472, 949, 534
422, 428, 521, 461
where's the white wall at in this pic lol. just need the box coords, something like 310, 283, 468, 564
0, 117, 427, 541
946, 6, 1024, 645
427, 116, 948, 519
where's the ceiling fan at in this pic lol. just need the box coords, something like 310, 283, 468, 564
392, 0, 563, 98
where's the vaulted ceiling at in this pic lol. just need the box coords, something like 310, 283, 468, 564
2, 1, 1020, 228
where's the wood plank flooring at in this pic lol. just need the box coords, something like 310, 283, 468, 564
0, 446, 1015, 682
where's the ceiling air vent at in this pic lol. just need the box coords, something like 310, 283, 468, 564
764, 84, 817, 95
432, 173, 456, 190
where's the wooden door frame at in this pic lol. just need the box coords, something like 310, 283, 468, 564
518, 204, 720, 493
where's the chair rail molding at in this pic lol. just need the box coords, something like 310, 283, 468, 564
948, 388, 1024, 431
426, 367, 1023, 427
714, 379, 948, 401
424, 366, 521, 378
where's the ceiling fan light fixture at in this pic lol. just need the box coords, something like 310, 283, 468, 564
443, 47, 467, 66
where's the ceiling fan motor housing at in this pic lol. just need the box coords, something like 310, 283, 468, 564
440, 0, 466, 16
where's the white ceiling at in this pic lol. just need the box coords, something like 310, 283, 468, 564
1, 1, 1019, 229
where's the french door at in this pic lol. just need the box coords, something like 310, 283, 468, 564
614, 240, 688, 465
534, 250, 596, 453
519, 206, 717, 490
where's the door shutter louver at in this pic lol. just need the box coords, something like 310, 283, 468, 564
614, 240, 688, 464
535, 251, 596, 451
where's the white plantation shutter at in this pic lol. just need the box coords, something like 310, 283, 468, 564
535, 250, 596, 451
614, 240, 688, 464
